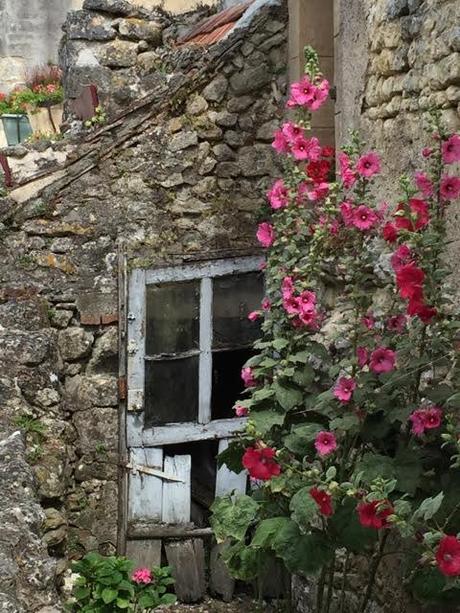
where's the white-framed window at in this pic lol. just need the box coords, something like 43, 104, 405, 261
126, 256, 264, 447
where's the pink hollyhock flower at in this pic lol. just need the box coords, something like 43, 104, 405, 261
394, 199, 430, 232
281, 276, 294, 298
340, 201, 355, 226
310, 487, 333, 516
132, 568, 153, 584
352, 204, 379, 230
333, 376, 356, 403
291, 135, 313, 160
272, 129, 289, 154
248, 311, 260, 321
314, 431, 337, 456
440, 175, 460, 201
436, 535, 460, 577
422, 147, 433, 158
306, 181, 329, 202
386, 314, 406, 332
357, 346, 369, 368
289, 76, 316, 106
369, 347, 396, 374
409, 406, 442, 436
338, 152, 356, 188
390, 244, 413, 272
414, 171, 434, 198
241, 367, 256, 388
442, 134, 460, 164
357, 500, 393, 529
257, 222, 275, 247
262, 297, 271, 310
242, 446, 281, 480
356, 152, 381, 178
281, 121, 304, 143
396, 262, 425, 300
283, 295, 301, 314
234, 405, 249, 417
409, 409, 426, 435
383, 222, 398, 242
268, 179, 289, 209
298, 290, 316, 308
361, 312, 375, 329
309, 80, 330, 111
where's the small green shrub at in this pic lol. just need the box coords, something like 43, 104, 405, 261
68, 552, 176, 612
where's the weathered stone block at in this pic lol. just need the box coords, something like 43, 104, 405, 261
65, 374, 118, 410
168, 131, 198, 152
58, 328, 94, 361
65, 10, 116, 41
202, 76, 228, 102
98, 39, 139, 68
0, 330, 53, 366
215, 162, 241, 178
73, 407, 118, 453
215, 111, 238, 127
212, 144, 235, 161
83, 0, 137, 15
226, 96, 253, 113
256, 120, 279, 141
186, 95, 208, 116
118, 18, 163, 44
238, 145, 277, 177
87, 326, 118, 375
229, 64, 272, 95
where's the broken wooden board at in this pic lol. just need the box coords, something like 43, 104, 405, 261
210, 543, 235, 602
125, 539, 162, 569
165, 539, 206, 603
128, 447, 163, 521
162, 455, 191, 524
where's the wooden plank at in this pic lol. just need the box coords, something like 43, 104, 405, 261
165, 539, 206, 603
127, 414, 247, 447
145, 256, 263, 284
128, 522, 212, 539
128, 448, 163, 521
125, 539, 162, 569
215, 439, 247, 497
210, 543, 235, 602
198, 277, 212, 424
127, 268, 145, 412
162, 455, 191, 524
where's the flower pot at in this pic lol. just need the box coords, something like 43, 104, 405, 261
26, 102, 63, 136
1, 114, 32, 145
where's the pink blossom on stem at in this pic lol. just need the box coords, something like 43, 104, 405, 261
340, 201, 355, 226
289, 76, 316, 106
356, 152, 381, 178
409, 406, 442, 436
415, 171, 434, 198
339, 153, 356, 188
283, 295, 301, 314
361, 312, 375, 329
352, 205, 379, 231
248, 311, 260, 321
132, 568, 153, 584
257, 222, 275, 247
314, 431, 337, 456
272, 129, 289, 154
306, 181, 329, 202
442, 134, 460, 164
234, 405, 249, 417
241, 367, 256, 388
386, 314, 406, 333
333, 376, 356, 403
357, 346, 369, 368
281, 121, 304, 143
422, 147, 433, 158
268, 179, 289, 209
390, 245, 413, 272
369, 347, 396, 374
281, 276, 294, 299
262, 297, 271, 310
440, 175, 460, 201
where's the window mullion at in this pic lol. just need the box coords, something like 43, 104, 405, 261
198, 277, 212, 424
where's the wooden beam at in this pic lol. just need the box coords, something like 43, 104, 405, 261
128, 522, 213, 539
165, 539, 206, 603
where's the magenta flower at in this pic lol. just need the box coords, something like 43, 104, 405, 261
247, 311, 260, 321
262, 297, 271, 310
390, 245, 413, 272
352, 205, 378, 230
422, 147, 433, 158
415, 171, 434, 198
309, 80, 330, 111
314, 431, 337, 456
234, 405, 249, 417
339, 153, 356, 188
132, 568, 153, 584
291, 136, 321, 161
361, 312, 375, 329
283, 295, 301, 314
409, 406, 442, 436
272, 129, 289, 154
357, 346, 369, 368
268, 179, 289, 209
442, 134, 460, 164
241, 367, 256, 388
356, 152, 381, 178
340, 201, 355, 226
333, 377, 356, 403
289, 76, 316, 106
305, 181, 329, 202
281, 121, 304, 143
386, 314, 406, 333
369, 347, 396, 374
440, 175, 460, 201
257, 222, 275, 247
281, 276, 294, 299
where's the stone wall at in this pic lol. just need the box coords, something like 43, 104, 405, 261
0, 0, 288, 604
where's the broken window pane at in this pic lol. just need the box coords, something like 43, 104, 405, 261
146, 281, 200, 356
211, 347, 255, 420
145, 357, 199, 426
212, 272, 263, 349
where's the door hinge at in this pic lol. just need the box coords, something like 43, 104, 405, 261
118, 376, 127, 400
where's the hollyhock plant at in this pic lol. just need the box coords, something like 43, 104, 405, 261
256, 222, 275, 247
242, 447, 281, 480
442, 134, 460, 164
211, 50, 460, 612
369, 347, 396, 374
272, 129, 289, 154
333, 376, 357, 403
310, 487, 333, 516
314, 431, 337, 456
436, 536, 460, 577
440, 175, 460, 201
241, 367, 256, 388
268, 179, 289, 209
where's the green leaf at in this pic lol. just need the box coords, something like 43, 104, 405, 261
101, 588, 118, 604
115, 598, 130, 609
251, 517, 292, 549
217, 440, 245, 472
292, 364, 315, 387
160, 593, 177, 605
73, 586, 91, 600
252, 387, 276, 402
357, 453, 395, 484
221, 542, 261, 580
329, 498, 377, 553
260, 357, 278, 368
410, 568, 460, 604
210, 495, 259, 543
426, 385, 454, 405
413, 492, 444, 522
288, 350, 310, 363
447, 392, 460, 409
272, 521, 333, 576
290, 487, 318, 529
394, 446, 422, 494
273, 338, 289, 351
329, 413, 360, 432
273, 381, 303, 410
284, 423, 323, 455
251, 410, 285, 435
138, 592, 156, 608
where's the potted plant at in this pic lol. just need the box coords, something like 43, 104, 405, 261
0, 92, 32, 146
23, 65, 64, 134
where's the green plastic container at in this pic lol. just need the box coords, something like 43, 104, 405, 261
1, 114, 32, 145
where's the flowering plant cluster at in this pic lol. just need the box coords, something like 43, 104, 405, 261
68, 552, 176, 611
0, 65, 63, 115
211, 48, 460, 610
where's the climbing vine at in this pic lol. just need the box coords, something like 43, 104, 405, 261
211, 48, 460, 610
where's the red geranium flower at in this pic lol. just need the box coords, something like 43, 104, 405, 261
242, 446, 281, 481
310, 487, 333, 516
357, 499, 394, 529
436, 535, 460, 577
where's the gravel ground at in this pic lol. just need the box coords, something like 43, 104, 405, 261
163, 596, 288, 612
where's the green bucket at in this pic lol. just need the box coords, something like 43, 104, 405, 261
1, 114, 32, 145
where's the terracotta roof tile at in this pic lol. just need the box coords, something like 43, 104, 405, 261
177, 1, 254, 46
